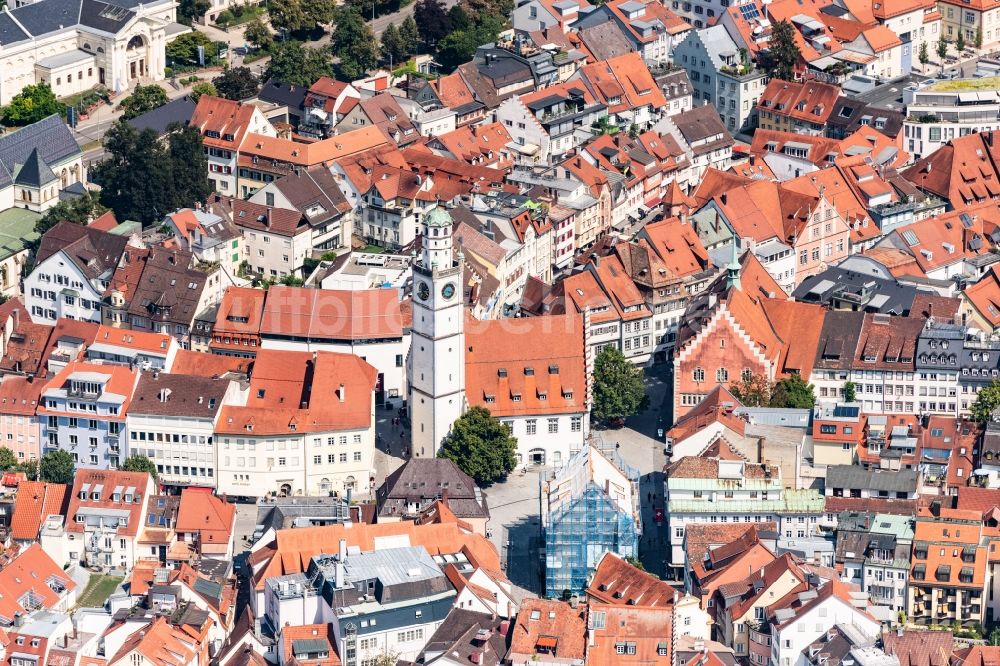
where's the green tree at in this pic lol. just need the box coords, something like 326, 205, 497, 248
919, 41, 929, 66
265, 42, 332, 86
843, 381, 857, 403
592, 347, 647, 424
414, 0, 451, 46
178, 0, 211, 24
988, 627, 1000, 646
977, 26, 984, 50
972, 378, 1000, 423
400, 16, 420, 55
268, 0, 308, 33
447, 4, 470, 31
190, 81, 217, 101
0, 448, 16, 471
957, 30, 966, 53
38, 450, 75, 484
301, 0, 337, 27
729, 372, 772, 408
91, 122, 175, 225
35, 191, 108, 235
381, 23, 407, 65
213, 66, 260, 100
770, 374, 816, 409
332, 8, 379, 80
438, 406, 517, 485
167, 31, 225, 67
166, 124, 212, 211
436, 15, 502, 72
623, 556, 645, 571
119, 84, 169, 120
1, 83, 64, 127
762, 19, 800, 81
244, 17, 274, 51
120, 455, 158, 479
937, 35, 948, 61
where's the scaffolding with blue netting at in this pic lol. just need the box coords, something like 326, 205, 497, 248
541, 445, 641, 598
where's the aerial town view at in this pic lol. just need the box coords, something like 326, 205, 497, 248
3, 0, 1000, 663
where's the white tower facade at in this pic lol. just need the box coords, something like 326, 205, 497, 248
409, 207, 466, 457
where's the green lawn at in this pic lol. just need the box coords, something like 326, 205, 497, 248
928, 76, 1000, 92
75, 574, 123, 609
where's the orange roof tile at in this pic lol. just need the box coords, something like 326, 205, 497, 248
66, 469, 154, 537
255, 520, 501, 590
281, 625, 340, 666
176, 488, 235, 552
509, 599, 587, 660
190, 96, 261, 151
756, 79, 841, 125
240, 127, 389, 166
587, 552, 675, 607
0, 544, 75, 622
9, 481, 68, 542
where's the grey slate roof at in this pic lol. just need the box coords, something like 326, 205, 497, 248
128, 95, 197, 136
376, 458, 489, 520
826, 465, 918, 494
13, 148, 57, 188
0, 114, 80, 190
0, 0, 169, 45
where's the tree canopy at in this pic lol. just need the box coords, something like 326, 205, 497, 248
414, 0, 451, 46
178, 0, 210, 24
332, 8, 380, 80
120, 84, 169, 120
972, 379, 1000, 423
166, 31, 226, 67
592, 347, 647, 424
265, 42, 332, 86
0, 448, 16, 471
91, 122, 209, 225
438, 406, 518, 485
729, 372, 772, 408
770, 374, 816, 409
436, 14, 503, 72
35, 191, 108, 236
39, 450, 75, 484
213, 66, 261, 100
762, 19, 800, 81
268, 0, 335, 35
1, 83, 65, 127
120, 455, 158, 479
244, 17, 274, 51
190, 81, 217, 101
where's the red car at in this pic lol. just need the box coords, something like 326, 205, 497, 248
654, 508, 665, 524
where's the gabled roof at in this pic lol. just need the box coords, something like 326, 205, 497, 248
9, 481, 68, 541
509, 598, 587, 659
0, 544, 75, 623
35, 222, 129, 280
574, 52, 667, 114
65, 468, 153, 536
587, 552, 675, 607
902, 132, 1000, 208
259, 285, 403, 340
756, 79, 841, 125
0, 115, 80, 190
667, 385, 746, 443
176, 489, 235, 551
465, 313, 586, 417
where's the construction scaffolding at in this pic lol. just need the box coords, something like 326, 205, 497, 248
541, 445, 641, 598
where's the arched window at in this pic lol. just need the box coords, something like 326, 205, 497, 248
693, 367, 705, 382
716, 368, 729, 382
344, 476, 357, 491
127, 35, 145, 50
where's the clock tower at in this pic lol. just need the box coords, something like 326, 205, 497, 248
409, 207, 466, 457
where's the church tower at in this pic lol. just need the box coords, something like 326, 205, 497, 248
409, 207, 466, 457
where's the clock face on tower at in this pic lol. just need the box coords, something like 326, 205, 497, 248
442, 283, 456, 300
417, 281, 430, 301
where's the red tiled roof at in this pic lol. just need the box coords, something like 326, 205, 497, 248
509, 598, 587, 660
756, 79, 841, 125
587, 552, 675, 607
66, 469, 154, 536
465, 314, 586, 417
260, 286, 403, 340
0, 544, 75, 622
10, 481, 68, 542
176, 489, 235, 552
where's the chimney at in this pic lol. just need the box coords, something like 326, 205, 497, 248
339, 538, 347, 561
338, 383, 345, 402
